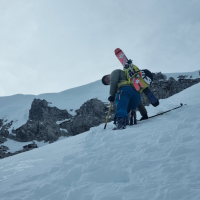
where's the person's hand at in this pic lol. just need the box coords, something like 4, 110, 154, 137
108, 96, 115, 102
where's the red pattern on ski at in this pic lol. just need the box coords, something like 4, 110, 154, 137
114, 48, 127, 67
132, 77, 143, 91
114, 48, 144, 91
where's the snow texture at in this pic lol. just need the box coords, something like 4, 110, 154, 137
0, 82, 200, 200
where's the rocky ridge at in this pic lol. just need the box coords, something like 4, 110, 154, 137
145, 72, 200, 106
0, 72, 200, 159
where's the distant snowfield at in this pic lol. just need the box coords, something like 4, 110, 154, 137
0, 80, 109, 132
2, 136, 71, 153
0, 81, 200, 200
164, 70, 200, 80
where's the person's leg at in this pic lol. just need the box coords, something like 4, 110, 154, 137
137, 101, 148, 120
127, 89, 141, 112
126, 92, 139, 125
137, 102, 147, 116
126, 88, 141, 125
127, 97, 148, 121
115, 88, 130, 118
114, 87, 132, 129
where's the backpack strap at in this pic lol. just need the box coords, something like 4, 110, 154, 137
117, 80, 132, 88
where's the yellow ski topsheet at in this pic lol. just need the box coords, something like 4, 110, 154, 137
124, 64, 149, 93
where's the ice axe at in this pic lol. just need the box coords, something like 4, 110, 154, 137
104, 102, 113, 129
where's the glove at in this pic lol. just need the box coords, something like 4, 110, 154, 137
108, 96, 115, 102
141, 69, 154, 81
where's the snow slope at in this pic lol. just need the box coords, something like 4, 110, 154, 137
0, 82, 200, 200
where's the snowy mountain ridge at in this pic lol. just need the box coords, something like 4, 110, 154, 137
0, 77, 200, 200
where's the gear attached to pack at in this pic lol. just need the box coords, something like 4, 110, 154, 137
124, 59, 140, 79
121, 60, 149, 93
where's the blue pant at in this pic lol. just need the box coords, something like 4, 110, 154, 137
115, 87, 141, 118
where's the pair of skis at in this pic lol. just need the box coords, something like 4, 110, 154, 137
115, 48, 159, 106
114, 48, 144, 92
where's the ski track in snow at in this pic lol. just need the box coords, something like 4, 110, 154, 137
0, 83, 200, 200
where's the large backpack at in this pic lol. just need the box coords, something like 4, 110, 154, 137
121, 60, 149, 93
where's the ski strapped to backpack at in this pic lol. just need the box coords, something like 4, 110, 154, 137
114, 48, 159, 107
114, 48, 148, 93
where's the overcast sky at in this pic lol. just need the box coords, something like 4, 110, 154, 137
0, 0, 200, 96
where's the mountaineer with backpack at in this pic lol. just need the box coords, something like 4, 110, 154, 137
102, 49, 159, 130
102, 69, 146, 130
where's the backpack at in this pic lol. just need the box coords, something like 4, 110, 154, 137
123, 60, 149, 93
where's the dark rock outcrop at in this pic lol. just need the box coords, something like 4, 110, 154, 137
23, 142, 38, 150
140, 73, 200, 106
0, 120, 13, 138
6, 99, 73, 143
0, 119, 3, 127
0, 145, 9, 154
60, 98, 116, 136
0, 136, 7, 144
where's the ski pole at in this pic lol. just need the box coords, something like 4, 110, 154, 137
147, 103, 186, 120
104, 102, 113, 129
134, 111, 137, 125
130, 110, 137, 125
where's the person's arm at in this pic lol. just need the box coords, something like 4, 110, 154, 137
109, 70, 120, 96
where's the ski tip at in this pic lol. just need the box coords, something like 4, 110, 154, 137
114, 48, 122, 55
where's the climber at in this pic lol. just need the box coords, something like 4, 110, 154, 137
102, 70, 148, 130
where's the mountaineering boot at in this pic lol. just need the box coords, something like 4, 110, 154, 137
113, 117, 126, 130
140, 113, 148, 121
113, 115, 130, 125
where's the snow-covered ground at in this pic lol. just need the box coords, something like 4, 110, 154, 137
0, 82, 200, 200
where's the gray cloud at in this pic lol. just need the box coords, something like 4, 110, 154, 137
0, 0, 200, 96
